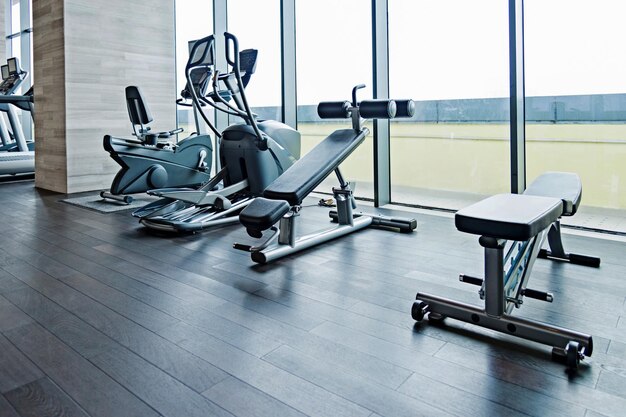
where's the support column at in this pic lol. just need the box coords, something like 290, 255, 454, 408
509, 0, 526, 193
372, 0, 390, 207
280, 0, 297, 129
33, 0, 176, 194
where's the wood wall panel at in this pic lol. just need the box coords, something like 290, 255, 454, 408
33, 0, 67, 193
33, 0, 176, 193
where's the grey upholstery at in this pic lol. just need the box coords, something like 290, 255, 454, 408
455, 194, 563, 241
524, 171, 582, 216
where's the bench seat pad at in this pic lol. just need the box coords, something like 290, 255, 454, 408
524, 171, 581, 216
455, 194, 563, 241
239, 197, 291, 232
263, 128, 367, 206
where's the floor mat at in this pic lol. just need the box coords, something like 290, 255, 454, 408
60, 193, 158, 213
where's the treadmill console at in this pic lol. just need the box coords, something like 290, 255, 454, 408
1, 65, 8, 80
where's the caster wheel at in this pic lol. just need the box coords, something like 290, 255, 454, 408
123, 196, 134, 204
411, 300, 428, 322
428, 312, 445, 324
565, 341, 581, 371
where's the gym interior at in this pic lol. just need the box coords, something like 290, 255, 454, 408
1, 1, 625, 416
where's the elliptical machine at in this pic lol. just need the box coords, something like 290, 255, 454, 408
132, 32, 300, 233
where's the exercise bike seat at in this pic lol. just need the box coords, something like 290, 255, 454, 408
524, 171, 582, 216
455, 194, 563, 241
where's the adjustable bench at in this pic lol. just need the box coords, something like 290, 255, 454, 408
412, 184, 594, 371
524, 172, 600, 267
234, 85, 417, 264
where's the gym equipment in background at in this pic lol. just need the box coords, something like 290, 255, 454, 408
411, 172, 596, 372
132, 32, 300, 232
0, 57, 35, 177
234, 84, 417, 264
100, 61, 217, 203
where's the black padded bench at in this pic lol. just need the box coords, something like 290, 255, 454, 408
234, 92, 417, 264
239, 128, 367, 233
413, 176, 595, 371
455, 194, 563, 241
523, 172, 600, 267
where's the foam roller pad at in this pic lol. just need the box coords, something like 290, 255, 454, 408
359, 100, 397, 119
394, 99, 415, 118
318, 101, 350, 119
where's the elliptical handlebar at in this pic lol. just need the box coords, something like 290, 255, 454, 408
224, 32, 267, 151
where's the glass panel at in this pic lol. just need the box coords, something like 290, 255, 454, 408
175, 0, 213, 133
525, 0, 626, 232
389, 0, 510, 210
11, 36, 21, 62
296, 0, 373, 199
228, 0, 281, 121
11, 0, 21, 34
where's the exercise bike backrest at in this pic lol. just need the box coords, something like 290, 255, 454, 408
125, 86, 183, 143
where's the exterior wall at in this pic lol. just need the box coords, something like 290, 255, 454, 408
33, 0, 176, 193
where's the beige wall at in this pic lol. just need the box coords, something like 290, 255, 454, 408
34, 0, 176, 193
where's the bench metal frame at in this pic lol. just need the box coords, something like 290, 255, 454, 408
414, 225, 593, 366
246, 167, 415, 264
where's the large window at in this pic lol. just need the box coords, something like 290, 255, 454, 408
228, 0, 281, 121
388, 0, 510, 210
525, 0, 626, 232
296, 0, 374, 198
174, 0, 213, 133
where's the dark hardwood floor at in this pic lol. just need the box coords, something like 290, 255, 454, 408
1, 180, 625, 417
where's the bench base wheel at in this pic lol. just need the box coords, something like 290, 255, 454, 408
428, 312, 445, 324
565, 341, 582, 371
411, 300, 428, 322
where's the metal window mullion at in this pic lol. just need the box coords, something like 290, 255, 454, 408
213, 0, 228, 170
280, 0, 297, 129
372, 0, 390, 207
509, 0, 526, 193
213, 0, 228, 132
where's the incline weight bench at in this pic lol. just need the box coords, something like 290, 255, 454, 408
234, 85, 417, 264
412, 172, 596, 371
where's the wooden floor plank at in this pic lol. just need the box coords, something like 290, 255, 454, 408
0, 395, 20, 417
4, 377, 90, 417
0, 333, 44, 394
90, 347, 234, 417
3, 322, 160, 417
202, 376, 308, 417
0, 181, 624, 416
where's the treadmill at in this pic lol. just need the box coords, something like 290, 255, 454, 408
0, 57, 34, 177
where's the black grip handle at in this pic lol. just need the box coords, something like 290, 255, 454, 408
224, 32, 238, 67
394, 99, 415, 118
318, 101, 351, 119
359, 99, 397, 119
